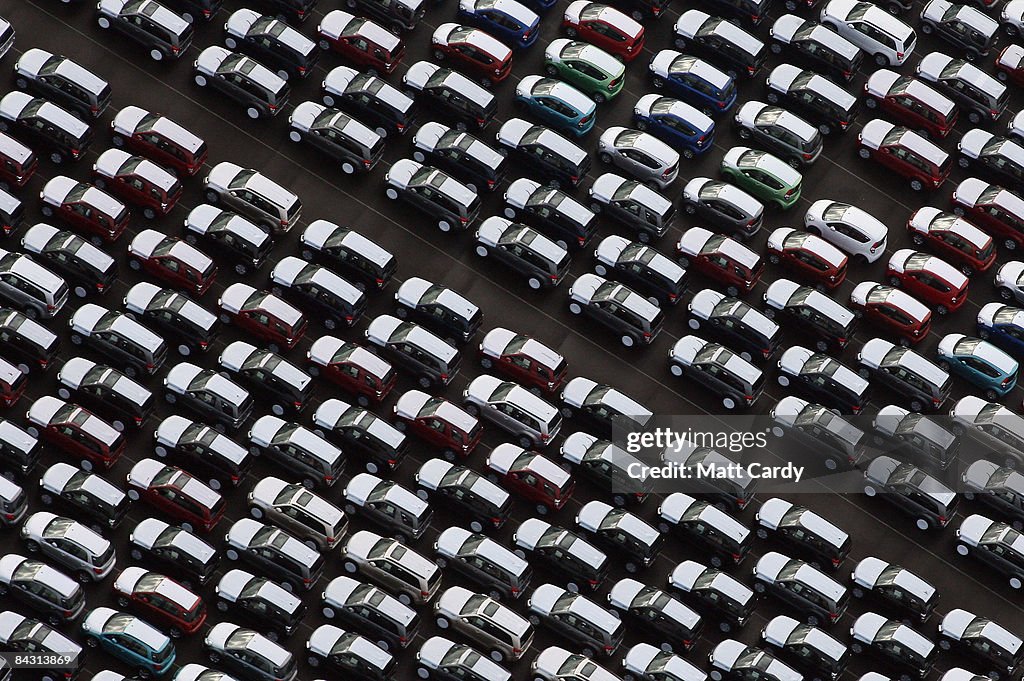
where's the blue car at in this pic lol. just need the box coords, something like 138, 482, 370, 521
82, 607, 176, 677
520, 0, 557, 13
633, 93, 715, 158
648, 49, 737, 116
978, 303, 1024, 360
457, 0, 540, 48
937, 332, 1018, 400
514, 75, 596, 136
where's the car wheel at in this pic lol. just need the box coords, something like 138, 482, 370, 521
722, 396, 737, 410
726, 285, 739, 297
469, 520, 484, 533
621, 334, 635, 348
710, 672, 723, 681
397, 592, 412, 605
874, 53, 889, 67
909, 178, 924, 192
194, 74, 208, 87
909, 399, 924, 412
436, 615, 450, 629
592, 92, 605, 104
776, 374, 790, 388
568, 302, 583, 315
765, 92, 779, 105
1013, 576, 1024, 590
999, 287, 1015, 301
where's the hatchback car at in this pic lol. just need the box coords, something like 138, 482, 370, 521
936, 333, 1017, 399
920, 0, 998, 60
496, 119, 591, 188
129, 519, 218, 588
223, 9, 318, 80
515, 76, 596, 137
682, 177, 764, 238
958, 130, 1024, 190
432, 24, 513, 86
767, 227, 848, 290
576, 500, 662, 574
756, 499, 850, 571
862, 456, 958, 530
568, 273, 664, 347
26, 396, 126, 471
317, 10, 406, 74
953, 178, 1024, 250
0, 249, 67, 320
414, 459, 510, 533
673, 10, 766, 79
886, 250, 967, 314
413, 122, 506, 194
92, 148, 181, 219
804, 199, 888, 263
849, 613, 936, 680
215, 569, 304, 641
820, 0, 917, 66
224, 518, 324, 592
849, 282, 931, 346
109, 105, 208, 176
218, 283, 307, 352
475, 218, 571, 290
916, 52, 1007, 125
0, 91, 92, 165
433, 586, 533, 662
857, 339, 951, 412
385, 160, 481, 233
123, 282, 218, 358
40, 462, 130, 531
563, 1, 643, 59
193, 46, 289, 120
39, 176, 129, 245
113, 567, 206, 638
128, 230, 216, 299
863, 70, 958, 139
463, 375, 562, 447
0, 553, 84, 627
633, 95, 714, 161
734, 101, 822, 167
850, 556, 938, 623
721, 146, 802, 209
598, 127, 678, 189
668, 562, 755, 633
709, 640, 803, 681
531, 585, 624, 658
21, 511, 116, 582
857, 119, 951, 191
460, 0, 539, 49
670, 335, 765, 410
545, 39, 624, 103
127, 459, 225, 533
765, 64, 858, 136
397, 392, 482, 459
403, 61, 497, 131
14, 49, 111, 120
688, 288, 781, 362
163, 363, 252, 433
418, 636, 511, 681
321, 66, 416, 138
287, 102, 385, 175
203, 161, 302, 234
184, 205, 273, 277
957, 514, 1024, 589
307, 623, 395, 680
769, 15, 863, 83
594, 235, 685, 305
649, 50, 737, 116
478, 327, 568, 395
906, 207, 994, 275
204, 622, 297, 681
677, 227, 765, 296
589, 173, 676, 242
777, 346, 868, 414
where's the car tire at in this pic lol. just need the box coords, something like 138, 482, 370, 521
621, 334, 635, 347
710, 672, 723, 681
909, 178, 924, 192
765, 92, 779, 105
909, 399, 924, 412
874, 53, 889, 67
722, 396, 736, 409
1012, 577, 1023, 590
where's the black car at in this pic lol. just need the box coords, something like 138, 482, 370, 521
253, 0, 318, 24
475, 218, 571, 290
593, 236, 686, 305
322, 67, 416, 138
0, 419, 39, 480
0, 91, 94, 165
413, 122, 507, 193
669, 560, 756, 633
96, 0, 195, 62
163, 362, 254, 432
38, 463, 131, 531
215, 569, 307, 640
919, 0, 998, 61
589, 174, 676, 243
674, 10, 767, 79
849, 613, 936, 680
568, 274, 665, 348
185, 205, 274, 277
0, 554, 85, 627
403, 62, 497, 132
0, 308, 59, 373
394, 277, 482, 344
962, 460, 1024, 531
414, 459, 512, 533
657, 493, 752, 568
761, 615, 850, 681
269, 257, 366, 331
681, 177, 764, 238
863, 456, 959, 530
20, 224, 116, 299
754, 552, 849, 626
957, 131, 1024, 190
497, 119, 591, 189
560, 432, 651, 508
163, 0, 223, 22
608, 579, 703, 653
957, 514, 1024, 590
346, 0, 425, 32
576, 501, 662, 574
764, 280, 857, 355
768, 16, 863, 83
13, 49, 112, 120
153, 415, 252, 491
288, 103, 385, 175
756, 498, 851, 571
224, 9, 319, 79
669, 336, 765, 411
56, 357, 154, 431
776, 347, 869, 414
313, 399, 408, 474
766, 64, 858, 136
503, 179, 597, 250
307, 624, 396, 681
218, 341, 313, 416
687, 289, 781, 363
702, 0, 773, 25
122, 282, 219, 357
514, 518, 610, 593
937, 609, 1023, 680
299, 221, 396, 291
734, 101, 823, 167
850, 557, 939, 624
129, 517, 219, 587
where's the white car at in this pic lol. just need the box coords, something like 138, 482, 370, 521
804, 199, 888, 263
820, 0, 916, 66
597, 127, 679, 189
418, 637, 511, 681
1004, 0, 1024, 36
994, 261, 1024, 305
533, 646, 621, 681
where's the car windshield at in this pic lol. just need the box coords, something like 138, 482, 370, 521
938, 61, 965, 81
804, 354, 839, 376
489, 381, 516, 402
700, 234, 728, 256
822, 202, 851, 223
352, 74, 385, 95
795, 404, 828, 428
876, 621, 902, 642
953, 337, 983, 355
532, 79, 560, 97
611, 182, 638, 202
848, 2, 871, 20
696, 17, 724, 38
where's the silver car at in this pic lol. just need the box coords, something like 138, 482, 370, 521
462, 375, 561, 448
597, 127, 679, 189
20, 511, 115, 582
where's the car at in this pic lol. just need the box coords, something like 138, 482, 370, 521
312, 398, 407, 474
769, 15, 863, 83
978, 303, 1024, 359
0, 553, 84, 626
317, 10, 405, 74
761, 617, 849, 681
433, 586, 532, 662
346, 0, 425, 33
163, 363, 253, 432
996, 44, 1024, 85
753, 553, 848, 626
769, 396, 866, 472
0, 308, 58, 374
252, 0, 317, 24
113, 567, 206, 638
863, 70, 958, 139
961, 462, 1024, 532
919, 0, 998, 60
20, 224, 115, 302
248, 416, 344, 490
0, 91, 93, 165
109, 106, 208, 176
321, 577, 421, 653
545, 39, 624, 103
126, 459, 226, 533
677, 227, 764, 296
269, 257, 365, 331
648, 50, 737, 116
568, 273, 664, 347
365, 315, 461, 389
342, 531, 441, 606
13, 48, 111, 119
849, 556, 938, 623
496, 119, 591, 188
128, 518, 218, 588
765, 64, 858, 136
576, 500, 662, 573
394, 277, 482, 343
396, 392, 482, 458
958, 130, 1024, 189
953, 179, 1024, 250
668, 561, 756, 632
287, 102, 385, 175
734, 101, 821, 167
343, 473, 433, 543
478, 327, 568, 395
804, 199, 888, 263
152, 416, 251, 492
384, 160, 481, 232
681, 177, 764, 239
766, 228, 847, 290
561, 376, 652, 436
203, 161, 302, 234
560, 432, 651, 507
418, 637, 511, 681
218, 283, 307, 352
607, 579, 702, 653
192, 46, 289, 120
223, 9, 318, 80
123, 282, 219, 357
486, 444, 574, 514
415, 459, 510, 532
20, 511, 116, 582
0, 248, 67, 320
633, 94, 714, 160
522, 226, 604, 292
184, 205, 273, 277
950, 396, 1024, 468
248, 476, 348, 552
299, 221, 396, 291
204, 623, 296, 681
589, 173, 676, 241
721, 146, 802, 209
916, 52, 1007, 125
307, 624, 395, 680
432, 24, 512, 86
215, 569, 305, 640
673, 10, 766, 79
403, 61, 497, 131
0, 130, 34, 191
321, 66, 416, 138
463, 375, 562, 447
597, 127, 678, 189
957, 514, 1024, 589
858, 339, 952, 412
306, 337, 396, 407
39, 176, 129, 245
0, 611, 83, 681
1005, 0, 1024, 36
530, 585, 624, 658
224, 518, 324, 592
938, 610, 1023, 680
593, 235, 686, 305
412, 122, 506, 193
92, 148, 181, 220
755, 498, 850, 571
709, 641, 803, 681
515, 75, 596, 136
127, 230, 216, 300
563, 1, 643, 60
97, 0, 194, 61
862, 456, 958, 530
26, 396, 125, 471
460, 0, 539, 49
39, 462, 129, 531
886, 250, 967, 315
857, 120, 951, 191
0, 361, 25, 411
776, 346, 869, 414
936, 333, 1017, 398
906, 207, 995, 275
669, 335, 765, 410
502, 178, 596, 249
848, 613, 936, 680
687, 289, 781, 362
819, 0, 917, 66
514, 518, 609, 593
849, 282, 931, 346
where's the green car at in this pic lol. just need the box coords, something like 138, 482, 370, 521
543, 38, 625, 103
720, 146, 802, 209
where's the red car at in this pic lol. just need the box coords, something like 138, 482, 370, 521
127, 458, 226, 533
906, 207, 995, 275
887, 249, 968, 315
0, 355, 26, 407
486, 444, 574, 513
110, 106, 208, 177
0, 131, 37, 189
858, 119, 951, 192
393, 390, 482, 459
849, 282, 932, 346
952, 178, 1024, 250
997, 44, 1024, 87
112, 566, 207, 637
128, 229, 218, 298
93, 149, 183, 220
863, 70, 958, 139
765, 227, 848, 290
676, 227, 764, 297
25, 396, 125, 471
562, 1, 645, 62
306, 336, 397, 406
38, 176, 130, 244
431, 24, 513, 86
478, 327, 567, 395
218, 283, 308, 352
318, 10, 406, 75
